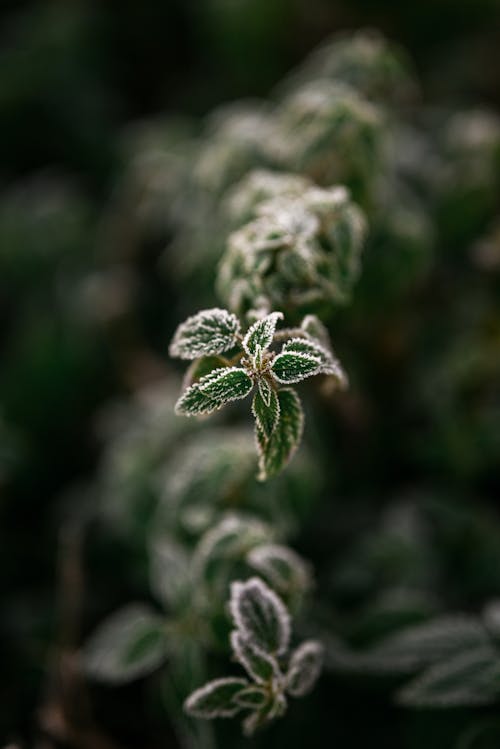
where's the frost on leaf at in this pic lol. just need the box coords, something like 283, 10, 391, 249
252, 387, 280, 440
175, 367, 253, 416
234, 685, 268, 709
230, 577, 291, 656
149, 535, 190, 608
256, 388, 304, 480
283, 337, 347, 385
184, 677, 249, 718
82, 605, 167, 684
271, 351, 321, 384
169, 308, 240, 360
231, 629, 280, 683
258, 376, 273, 406
246, 544, 312, 595
243, 311, 283, 356
286, 641, 324, 697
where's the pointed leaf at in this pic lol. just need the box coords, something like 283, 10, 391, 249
231, 629, 280, 683
258, 377, 273, 406
283, 337, 347, 385
252, 387, 280, 440
169, 308, 240, 359
286, 641, 324, 697
149, 535, 190, 608
271, 351, 321, 384
230, 577, 291, 656
243, 312, 283, 356
256, 388, 304, 480
175, 367, 253, 416
82, 605, 167, 684
184, 677, 249, 718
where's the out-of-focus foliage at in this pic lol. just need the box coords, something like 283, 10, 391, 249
2, 2, 500, 748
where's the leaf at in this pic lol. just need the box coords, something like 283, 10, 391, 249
258, 376, 273, 406
246, 544, 312, 594
361, 616, 491, 675
230, 577, 291, 656
256, 388, 304, 480
300, 314, 331, 349
230, 629, 280, 683
149, 535, 190, 609
243, 312, 283, 356
82, 605, 167, 684
184, 677, 249, 718
283, 337, 347, 385
286, 641, 324, 697
271, 351, 321, 384
252, 387, 280, 440
397, 647, 500, 707
234, 685, 268, 709
193, 515, 273, 583
169, 308, 240, 360
175, 367, 253, 416
242, 692, 287, 736
182, 355, 230, 389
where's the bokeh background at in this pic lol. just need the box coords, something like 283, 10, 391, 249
1, 0, 500, 747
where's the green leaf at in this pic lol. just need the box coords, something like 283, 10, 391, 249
252, 387, 280, 440
82, 605, 167, 684
169, 308, 240, 360
234, 685, 268, 709
256, 388, 304, 480
398, 648, 500, 707
271, 351, 321, 384
230, 629, 280, 683
182, 355, 230, 389
230, 577, 291, 656
258, 376, 273, 406
283, 337, 347, 385
184, 677, 249, 718
243, 312, 283, 356
175, 367, 253, 416
286, 641, 324, 697
246, 544, 312, 595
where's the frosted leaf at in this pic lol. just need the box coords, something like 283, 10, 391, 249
283, 337, 347, 384
397, 647, 500, 707
246, 544, 312, 594
300, 314, 331, 349
258, 376, 273, 406
256, 388, 304, 480
175, 367, 253, 416
243, 312, 283, 356
252, 387, 280, 440
169, 308, 240, 360
82, 605, 167, 684
286, 641, 324, 696
184, 677, 249, 718
271, 351, 321, 384
193, 515, 273, 581
230, 577, 291, 656
233, 685, 268, 709
231, 629, 280, 683
242, 692, 287, 736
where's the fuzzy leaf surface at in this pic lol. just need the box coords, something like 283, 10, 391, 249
246, 544, 311, 594
286, 641, 324, 696
271, 351, 321, 384
230, 577, 291, 656
252, 387, 280, 440
169, 308, 240, 360
243, 312, 283, 356
184, 677, 249, 718
231, 629, 280, 683
175, 367, 253, 416
256, 388, 304, 480
283, 337, 347, 384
